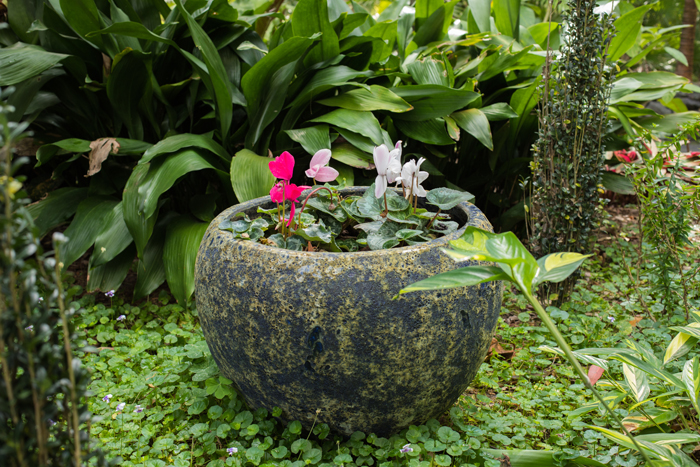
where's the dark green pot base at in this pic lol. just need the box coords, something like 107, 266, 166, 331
195, 187, 503, 436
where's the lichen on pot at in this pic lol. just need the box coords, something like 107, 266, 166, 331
195, 186, 503, 436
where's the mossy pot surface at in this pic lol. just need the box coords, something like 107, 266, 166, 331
195, 187, 503, 436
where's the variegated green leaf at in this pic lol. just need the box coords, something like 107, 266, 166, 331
623, 362, 650, 403
589, 426, 671, 461
682, 357, 700, 414
611, 354, 684, 387
534, 252, 591, 285
664, 325, 700, 365
539, 345, 609, 370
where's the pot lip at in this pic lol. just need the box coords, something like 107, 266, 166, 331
206, 186, 491, 258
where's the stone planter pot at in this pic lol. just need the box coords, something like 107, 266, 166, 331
194, 187, 503, 436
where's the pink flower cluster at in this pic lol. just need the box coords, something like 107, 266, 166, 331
268, 150, 338, 226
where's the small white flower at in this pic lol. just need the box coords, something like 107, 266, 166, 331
115, 402, 125, 412
227, 447, 238, 455
373, 142, 402, 198
397, 158, 429, 199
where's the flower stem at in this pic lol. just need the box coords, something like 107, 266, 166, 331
382, 191, 388, 217
297, 187, 336, 225
426, 208, 441, 229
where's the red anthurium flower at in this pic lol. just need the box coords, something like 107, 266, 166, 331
614, 150, 638, 163
269, 151, 295, 181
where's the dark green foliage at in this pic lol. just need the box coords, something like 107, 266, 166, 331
529, 0, 616, 299
0, 88, 106, 466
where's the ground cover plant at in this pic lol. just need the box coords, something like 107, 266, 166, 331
68, 205, 699, 467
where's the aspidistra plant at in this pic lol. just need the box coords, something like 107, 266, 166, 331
399, 227, 655, 465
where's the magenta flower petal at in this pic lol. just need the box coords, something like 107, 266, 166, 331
269, 151, 295, 181
270, 183, 285, 203
287, 202, 296, 227
314, 166, 339, 183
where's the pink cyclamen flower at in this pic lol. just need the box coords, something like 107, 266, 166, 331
269, 151, 295, 181
305, 149, 339, 183
270, 183, 311, 226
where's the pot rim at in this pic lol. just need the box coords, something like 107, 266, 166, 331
208, 185, 490, 258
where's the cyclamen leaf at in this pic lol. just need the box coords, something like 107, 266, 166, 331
297, 224, 332, 244
426, 187, 475, 210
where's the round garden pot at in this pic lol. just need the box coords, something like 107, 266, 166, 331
194, 187, 503, 436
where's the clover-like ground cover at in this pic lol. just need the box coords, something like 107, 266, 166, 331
76, 208, 700, 467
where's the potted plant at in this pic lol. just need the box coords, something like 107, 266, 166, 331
194, 144, 503, 436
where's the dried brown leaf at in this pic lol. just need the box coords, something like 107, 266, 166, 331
87, 137, 120, 177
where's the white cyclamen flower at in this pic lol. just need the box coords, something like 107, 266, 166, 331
397, 157, 429, 198
373, 143, 402, 198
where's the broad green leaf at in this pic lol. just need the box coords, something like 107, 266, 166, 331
539, 346, 609, 370
91, 202, 133, 267
59, 0, 106, 50
27, 187, 89, 237
86, 21, 177, 46
140, 134, 230, 165
425, 188, 475, 210
61, 196, 119, 267
399, 265, 509, 295
173, 0, 234, 142
609, 77, 644, 103
469, 0, 491, 34
287, 66, 374, 110
36, 139, 91, 166
623, 71, 688, 89
407, 59, 449, 86
364, 20, 398, 62
414, 0, 443, 27
292, 0, 339, 66
601, 171, 636, 195
107, 49, 149, 141
310, 109, 384, 145
527, 22, 559, 48
285, 125, 331, 156
534, 252, 590, 285
330, 143, 374, 169
7, 0, 41, 43
623, 363, 650, 403
482, 449, 608, 467
335, 128, 375, 154
589, 426, 674, 462
392, 85, 480, 121
133, 213, 175, 300
140, 150, 220, 223
86, 244, 135, 293
0, 43, 69, 86
230, 149, 277, 202
636, 111, 700, 135
682, 357, 700, 414
493, 0, 520, 40
664, 326, 699, 365
608, 4, 653, 62
412, 4, 445, 47
480, 103, 519, 121
611, 353, 684, 388
163, 217, 208, 305
242, 36, 314, 126
318, 86, 413, 112
246, 60, 298, 149
636, 432, 700, 446
123, 164, 158, 258
478, 46, 534, 82
451, 109, 493, 150
394, 119, 454, 146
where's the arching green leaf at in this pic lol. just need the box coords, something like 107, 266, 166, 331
163, 217, 208, 305
230, 149, 277, 203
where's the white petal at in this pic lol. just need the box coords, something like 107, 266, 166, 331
373, 145, 390, 174
375, 175, 387, 198
386, 158, 402, 184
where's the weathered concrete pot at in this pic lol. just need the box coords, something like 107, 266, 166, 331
194, 187, 503, 436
